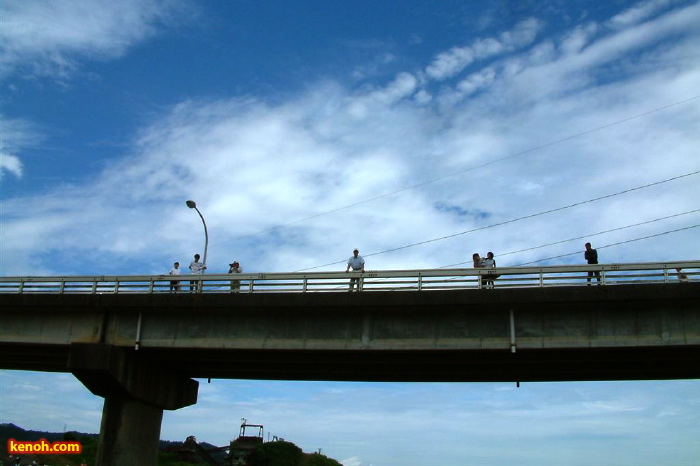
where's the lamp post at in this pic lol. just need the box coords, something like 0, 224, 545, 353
186, 200, 208, 269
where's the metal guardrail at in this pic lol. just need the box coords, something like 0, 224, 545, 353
0, 261, 697, 294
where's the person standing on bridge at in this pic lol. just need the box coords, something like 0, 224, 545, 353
584, 242, 601, 285
346, 249, 365, 291
169, 261, 181, 292
189, 253, 207, 291
229, 260, 242, 292
483, 251, 498, 288
473, 252, 487, 288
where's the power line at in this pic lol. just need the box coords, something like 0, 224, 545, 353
174, 95, 700, 259
295, 170, 700, 271
514, 224, 700, 266
438, 208, 700, 268
326, 223, 700, 290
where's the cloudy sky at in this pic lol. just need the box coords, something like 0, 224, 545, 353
1, 0, 699, 464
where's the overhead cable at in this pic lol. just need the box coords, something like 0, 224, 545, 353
514, 224, 700, 266
295, 170, 700, 271
438, 208, 700, 268
174, 95, 700, 259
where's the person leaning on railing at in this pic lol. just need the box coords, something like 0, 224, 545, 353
483, 251, 499, 288
188, 253, 207, 291
229, 260, 242, 292
584, 242, 601, 285
473, 253, 486, 288
169, 261, 181, 292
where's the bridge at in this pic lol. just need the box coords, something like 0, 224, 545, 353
1, 261, 699, 466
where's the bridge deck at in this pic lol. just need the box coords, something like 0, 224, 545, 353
2, 278, 699, 382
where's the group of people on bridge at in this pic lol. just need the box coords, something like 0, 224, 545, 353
168, 254, 243, 292
162, 242, 689, 293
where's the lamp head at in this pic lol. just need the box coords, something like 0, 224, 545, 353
186, 200, 197, 209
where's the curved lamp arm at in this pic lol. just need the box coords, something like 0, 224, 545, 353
186, 200, 208, 268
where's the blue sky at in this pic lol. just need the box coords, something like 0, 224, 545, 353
1, 0, 699, 464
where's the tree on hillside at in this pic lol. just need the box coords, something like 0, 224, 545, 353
248, 440, 303, 466
302, 452, 343, 466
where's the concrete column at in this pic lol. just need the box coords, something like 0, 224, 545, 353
95, 396, 163, 466
68, 343, 199, 466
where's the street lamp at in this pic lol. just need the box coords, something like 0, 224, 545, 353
186, 200, 208, 269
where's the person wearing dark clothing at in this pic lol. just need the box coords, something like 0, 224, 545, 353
584, 242, 600, 285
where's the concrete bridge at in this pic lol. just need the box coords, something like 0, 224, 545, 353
1, 261, 699, 465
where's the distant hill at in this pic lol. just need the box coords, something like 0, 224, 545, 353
0, 422, 97, 443
0, 424, 193, 465
0, 424, 342, 466
0, 423, 98, 466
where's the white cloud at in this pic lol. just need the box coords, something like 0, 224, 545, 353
0, 115, 41, 180
425, 46, 474, 80
1, 2, 699, 278
457, 67, 497, 96
559, 24, 598, 56
608, 0, 673, 29
425, 18, 542, 81
368, 72, 419, 104
0, 0, 194, 79
0, 153, 22, 179
340, 457, 365, 466
499, 17, 542, 48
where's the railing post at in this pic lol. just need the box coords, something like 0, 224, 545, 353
18, 280, 24, 294
418, 273, 423, 291
248, 279, 254, 293
114, 278, 119, 294
302, 277, 308, 292
59, 280, 66, 294
539, 271, 544, 287
148, 279, 154, 294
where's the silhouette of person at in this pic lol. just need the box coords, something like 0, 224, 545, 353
584, 242, 600, 285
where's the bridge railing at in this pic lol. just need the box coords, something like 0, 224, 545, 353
0, 261, 697, 294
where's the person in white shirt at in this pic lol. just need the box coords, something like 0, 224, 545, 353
345, 249, 365, 291
483, 251, 497, 288
169, 261, 181, 292
188, 254, 206, 291
229, 260, 242, 292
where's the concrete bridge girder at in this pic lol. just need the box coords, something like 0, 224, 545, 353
1, 282, 699, 466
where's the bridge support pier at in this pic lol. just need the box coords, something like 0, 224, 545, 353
68, 343, 199, 466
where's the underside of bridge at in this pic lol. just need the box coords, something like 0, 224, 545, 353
2, 342, 700, 382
